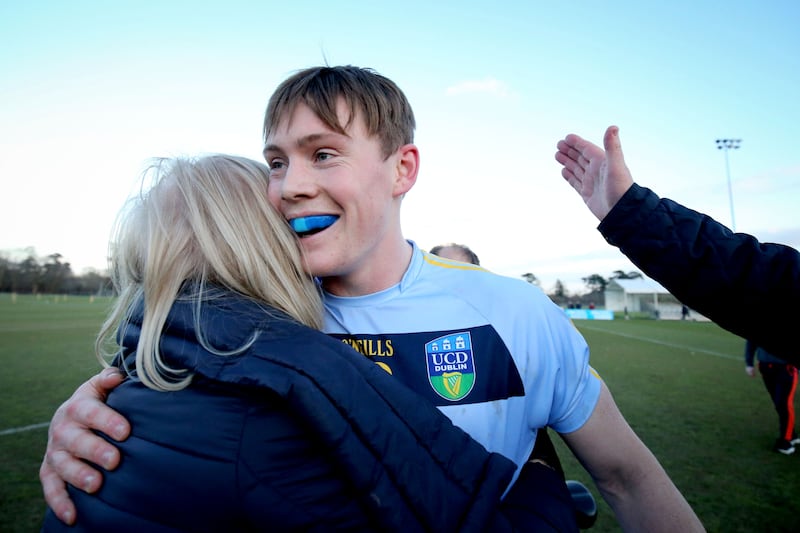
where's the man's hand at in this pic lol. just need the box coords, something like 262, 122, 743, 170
745, 365, 757, 377
555, 125, 635, 221
40, 367, 129, 525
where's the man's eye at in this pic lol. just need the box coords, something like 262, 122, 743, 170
269, 160, 285, 170
315, 151, 333, 162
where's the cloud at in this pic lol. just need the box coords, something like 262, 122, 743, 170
445, 78, 511, 98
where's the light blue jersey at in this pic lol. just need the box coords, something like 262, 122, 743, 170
323, 242, 602, 474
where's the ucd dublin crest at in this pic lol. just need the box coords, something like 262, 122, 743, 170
425, 332, 476, 401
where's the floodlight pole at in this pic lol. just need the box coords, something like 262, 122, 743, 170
715, 138, 742, 231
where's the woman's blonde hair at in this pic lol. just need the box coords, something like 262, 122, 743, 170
96, 154, 323, 391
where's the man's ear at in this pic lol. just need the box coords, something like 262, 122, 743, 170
392, 144, 419, 197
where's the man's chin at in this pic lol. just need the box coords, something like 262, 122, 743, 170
299, 250, 338, 280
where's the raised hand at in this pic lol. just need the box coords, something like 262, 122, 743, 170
555, 125, 634, 221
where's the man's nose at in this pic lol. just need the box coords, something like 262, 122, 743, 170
281, 163, 317, 200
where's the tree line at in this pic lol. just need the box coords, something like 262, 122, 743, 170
0, 251, 111, 295
522, 270, 644, 307
0, 248, 643, 301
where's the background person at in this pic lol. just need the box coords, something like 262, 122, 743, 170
429, 243, 481, 265
744, 340, 799, 455
555, 125, 800, 365
41, 154, 574, 531
42, 66, 702, 532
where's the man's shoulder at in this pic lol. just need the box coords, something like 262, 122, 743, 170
420, 255, 543, 298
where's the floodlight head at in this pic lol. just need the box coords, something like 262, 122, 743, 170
715, 138, 742, 150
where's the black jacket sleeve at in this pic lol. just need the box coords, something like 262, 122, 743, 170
599, 183, 800, 365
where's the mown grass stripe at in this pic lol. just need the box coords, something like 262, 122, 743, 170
0, 422, 49, 436
577, 324, 741, 361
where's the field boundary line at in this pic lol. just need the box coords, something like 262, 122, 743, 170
0, 422, 49, 436
577, 325, 740, 361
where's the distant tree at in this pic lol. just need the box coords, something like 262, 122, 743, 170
551, 280, 567, 298
41, 253, 72, 293
18, 255, 42, 293
0, 254, 9, 292
0, 249, 112, 294
70, 269, 113, 295
546, 280, 569, 306
521, 272, 540, 286
582, 273, 608, 293
610, 270, 643, 280
3, 259, 20, 292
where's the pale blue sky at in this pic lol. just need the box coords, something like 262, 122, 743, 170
2, 0, 798, 292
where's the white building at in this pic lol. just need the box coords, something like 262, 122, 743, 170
604, 277, 703, 320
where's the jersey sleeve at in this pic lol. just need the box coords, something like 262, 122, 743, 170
519, 288, 602, 435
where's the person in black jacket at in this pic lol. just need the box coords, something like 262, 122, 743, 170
744, 340, 800, 455
555, 125, 800, 365
42, 154, 578, 532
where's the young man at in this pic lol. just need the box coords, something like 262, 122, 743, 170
555, 125, 800, 365
42, 67, 702, 531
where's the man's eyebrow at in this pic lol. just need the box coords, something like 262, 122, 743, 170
263, 132, 346, 155
263, 143, 281, 156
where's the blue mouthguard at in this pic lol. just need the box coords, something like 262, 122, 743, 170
289, 215, 339, 234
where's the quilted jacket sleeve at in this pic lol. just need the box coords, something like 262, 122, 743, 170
599, 183, 800, 364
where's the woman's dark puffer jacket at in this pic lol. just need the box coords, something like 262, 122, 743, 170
42, 291, 576, 532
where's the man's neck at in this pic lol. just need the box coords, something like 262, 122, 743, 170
321, 240, 414, 297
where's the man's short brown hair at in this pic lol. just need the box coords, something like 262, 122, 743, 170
263, 66, 415, 159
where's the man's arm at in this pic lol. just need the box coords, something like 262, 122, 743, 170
561, 382, 704, 532
555, 126, 800, 365
600, 185, 800, 364
40, 368, 129, 525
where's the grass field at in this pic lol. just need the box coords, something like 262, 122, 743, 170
1, 293, 799, 532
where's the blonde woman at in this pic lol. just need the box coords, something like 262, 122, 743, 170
42, 155, 574, 531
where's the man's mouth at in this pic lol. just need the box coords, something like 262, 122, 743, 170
289, 215, 339, 237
